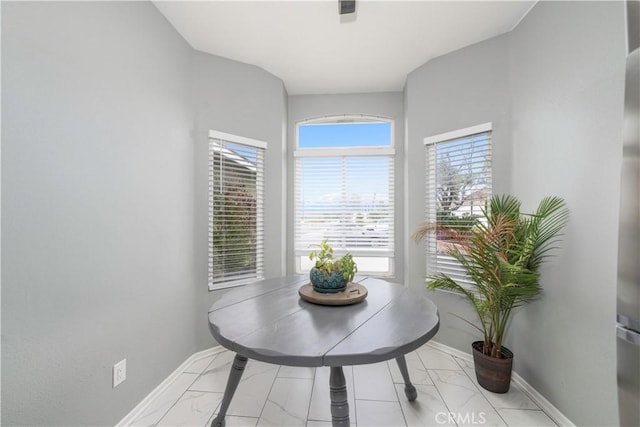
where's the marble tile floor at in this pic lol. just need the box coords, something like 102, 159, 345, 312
129, 343, 558, 427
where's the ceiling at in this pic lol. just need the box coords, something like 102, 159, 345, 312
154, 1, 536, 95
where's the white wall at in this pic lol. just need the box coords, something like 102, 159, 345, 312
286, 93, 405, 282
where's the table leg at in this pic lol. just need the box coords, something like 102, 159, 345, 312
210, 353, 248, 427
395, 356, 418, 401
329, 366, 350, 427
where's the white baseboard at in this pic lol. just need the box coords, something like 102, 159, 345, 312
510, 374, 575, 427
427, 341, 575, 427
427, 340, 474, 362
115, 346, 225, 427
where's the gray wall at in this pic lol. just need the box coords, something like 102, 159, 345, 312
1, 1, 288, 425
2, 2, 196, 425
192, 51, 288, 349
1, 0, 627, 425
404, 34, 514, 349
286, 93, 405, 282
508, 2, 625, 425
405, 1, 626, 425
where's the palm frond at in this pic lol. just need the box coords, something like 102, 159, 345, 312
524, 196, 570, 270
414, 194, 569, 356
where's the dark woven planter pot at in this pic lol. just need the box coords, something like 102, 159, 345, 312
472, 341, 514, 393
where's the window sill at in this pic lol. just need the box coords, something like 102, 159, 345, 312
208, 277, 262, 292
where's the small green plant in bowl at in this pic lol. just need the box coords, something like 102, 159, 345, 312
308, 239, 357, 293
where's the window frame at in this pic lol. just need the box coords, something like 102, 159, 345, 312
208, 130, 267, 291
293, 115, 396, 277
423, 122, 492, 293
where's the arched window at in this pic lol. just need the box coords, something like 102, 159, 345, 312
294, 116, 395, 276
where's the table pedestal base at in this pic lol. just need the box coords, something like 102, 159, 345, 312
329, 366, 350, 427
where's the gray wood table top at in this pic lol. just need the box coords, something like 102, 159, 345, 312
208, 275, 440, 367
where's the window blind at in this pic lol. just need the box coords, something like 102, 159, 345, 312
294, 151, 394, 275
425, 126, 492, 288
208, 133, 265, 290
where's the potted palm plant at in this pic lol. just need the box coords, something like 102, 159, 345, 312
413, 195, 569, 393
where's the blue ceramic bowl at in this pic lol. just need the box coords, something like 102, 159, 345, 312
310, 267, 348, 293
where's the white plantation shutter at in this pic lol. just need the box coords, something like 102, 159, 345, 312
294, 148, 395, 275
424, 124, 492, 289
208, 131, 265, 290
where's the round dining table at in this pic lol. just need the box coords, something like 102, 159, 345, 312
208, 275, 440, 427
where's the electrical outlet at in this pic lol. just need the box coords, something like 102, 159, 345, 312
113, 359, 126, 388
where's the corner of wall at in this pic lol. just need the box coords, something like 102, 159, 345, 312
506, 2, 625, 425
